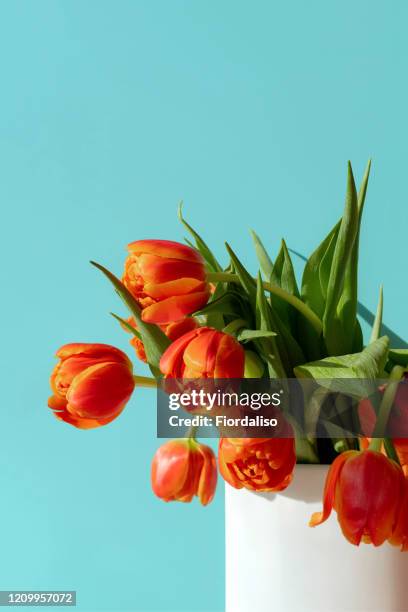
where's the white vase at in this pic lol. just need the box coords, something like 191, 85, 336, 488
225, 464, 408, 612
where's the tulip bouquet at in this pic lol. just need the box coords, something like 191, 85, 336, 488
48, 161, 408, 549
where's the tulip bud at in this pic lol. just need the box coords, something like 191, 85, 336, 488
122, 239, 210, 325
218, 436, 295, 492
310, 450, 406, 546
151, 439, 217, 505
244, 350, 265, 378
48, 343, 135, 429
160, 326, 245, 378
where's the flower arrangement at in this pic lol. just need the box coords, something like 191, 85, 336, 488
48, 161, 408, 550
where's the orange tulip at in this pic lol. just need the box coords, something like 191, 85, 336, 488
151, 439, 217, 505
160, 326, 245, 378
48, 343, 135, 429
388, 476, 408, 551
218, 436, 296, 492
310, 450, 406, 546
124, 316, 198, 363
123, 239, 210, 324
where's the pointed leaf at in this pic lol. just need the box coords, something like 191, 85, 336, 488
90, 261, 169, 374
323, 163, 359, 354
336, 160, 372, 352
250, 230, 274, 279
178, 202, 221, 273
225, 243, 257, 305
295, 336, 390, 397
237, 329, 277, 342
301, 221, 341, 318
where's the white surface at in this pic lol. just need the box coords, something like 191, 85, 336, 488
225, 464, 408, 612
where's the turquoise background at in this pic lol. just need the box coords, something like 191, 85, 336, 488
1, 1, 407, 611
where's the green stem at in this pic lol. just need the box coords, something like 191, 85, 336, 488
383, 438, 401, 465
207, 271, 323, 335
133, 375, 157, 388
371, 365, 405, 440
223, 318, 247, 335
368, 438, 383, 452
186, 425, 198, 441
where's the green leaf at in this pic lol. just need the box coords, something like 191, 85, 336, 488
255, 272, 286, 378
90, 261, 169, 375
111, 312, 141, 338
194, 290, 250, 319
294, 336, 390, 397
383, 438, 401, 464
388, 349, 408, 367
370, 285, 383, 343
269, 239, 300, 334
250, 230, 274, 279
323, 163, 359, 354
304, 387, 331, 439
178, 202, 222, 273
225, 243, 257, 305
237, 329, 277, 342
336, 160, 371, 353
271, 239, 299, 297
301, 220, 341, 318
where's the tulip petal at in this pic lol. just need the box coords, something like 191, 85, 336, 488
159, 327, 206, 376
196, 443, 217, 505
55, 343, 132, 366
165, 317, 197, 341
144, 278, 207, 299
214, 333, 245, 378
54, 408, 118, 429
128, 240, 204, 264
183, 330, 220, 377
151, 440, 191, 501
137, 254, 206, 284
142, 291, 209, 325
309, 451, 354, 527
67, 362, 135, 419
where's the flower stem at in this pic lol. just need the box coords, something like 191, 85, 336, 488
368, 438, 383, 452
371, 365, 405, 440
207, 271, 323, 335
186, 425, 198, 440
133, 375, 157, 388
223, 318, 247, 335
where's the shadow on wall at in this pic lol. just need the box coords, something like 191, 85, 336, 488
290, 249, 408, 349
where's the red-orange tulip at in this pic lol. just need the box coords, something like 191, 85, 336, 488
48, 343, 135, 429
124, 316, 198, 363
123, 239, 210, 325
151, 439, 217, 505
388, 475, 408, 551
160, 326, 245, 378
218, 436, 296, 492
310, 450, 406, 546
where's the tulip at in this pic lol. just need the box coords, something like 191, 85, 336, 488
389, 476, 408, 551
218, 436, 296, 492
48, 343, 135, 429
160, 326, 245, 378
310, 450, 406, 546
124, 316, 197, 363
123, 239, 210, 324
151, 438, 217, 505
